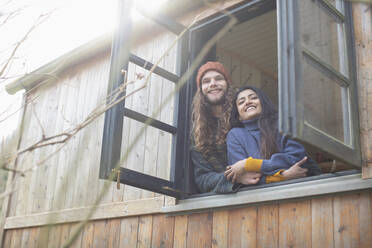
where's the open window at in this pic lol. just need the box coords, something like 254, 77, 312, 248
100, 0, 361, 200
99, 0, 190, 198
277, 0, 361, 167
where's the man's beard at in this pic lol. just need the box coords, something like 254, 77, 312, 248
202, 91, 227, 105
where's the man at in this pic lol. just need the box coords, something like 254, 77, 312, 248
191, 61, 309, 193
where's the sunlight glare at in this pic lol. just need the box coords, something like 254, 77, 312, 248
132, 0, 168, 22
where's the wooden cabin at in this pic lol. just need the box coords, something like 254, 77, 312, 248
1, 0, 372, 247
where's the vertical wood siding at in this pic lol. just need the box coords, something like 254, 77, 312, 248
3, 191, 372, 248
5, 29, 177, 219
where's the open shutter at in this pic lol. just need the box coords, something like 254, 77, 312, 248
99, 0, 190, 198
277, 0, 361, 166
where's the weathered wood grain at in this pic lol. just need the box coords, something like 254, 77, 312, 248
359, 192, 372, 248
156, 32, 177, 185
257, 204, 279, 248
137, 215, 153, 248
334, 194, 360, 248
28, 95, 48, 214
9, 228, 22, 248
46, 80, 67, 213
186, 212, 213, 248
173, 215, 188, 248
312, 197, 334, 248
39, 81, 62, 213
3, 230, 12, 248
352, 3, 372, 178
5, 197, 162, 229
51, 74, 80, 211
20, 228, 30, 248
93, 219, 110, 247
80, 221, 95, 247
69, 223, 84, 248
124, 45, 147, 201
120, 48, 138, 202
59, 223, 71, 247
142, 34, 162, 199
108, 218, 121, 248
72, 62, 99, 208
151, 214, 175, 248
119, 216, 139, 247
278, 200, 312, 248
60, 70, 85, 210
228, 207, 257, 248
92, 58, 116, 206
28, 227, 40, 248
46, 224, 62, 248
36, 226, 50, 248
212, 210, 229, 248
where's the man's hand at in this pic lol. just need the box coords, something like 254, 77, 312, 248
224, 159, 261, 184
224, 159, 246, 183
235, 171, 261, 185
281, 157, 308, 179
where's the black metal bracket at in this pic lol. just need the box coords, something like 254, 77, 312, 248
117, 168, 190, 198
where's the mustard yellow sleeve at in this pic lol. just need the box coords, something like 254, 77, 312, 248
244, 157, 263, 172
265, 169, 287, 183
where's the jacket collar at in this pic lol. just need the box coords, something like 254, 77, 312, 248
241, 118, 259, 131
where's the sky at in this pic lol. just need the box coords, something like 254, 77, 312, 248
0, 0, 166, 140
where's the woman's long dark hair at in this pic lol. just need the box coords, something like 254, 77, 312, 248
230, 86, 279, 159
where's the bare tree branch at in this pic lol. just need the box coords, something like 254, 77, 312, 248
0, 8, 21, 27
0, 11, 53, 79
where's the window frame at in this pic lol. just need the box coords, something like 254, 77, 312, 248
277, 0, 361, 167
100, 0, 362, 200
99, 0, 190, 199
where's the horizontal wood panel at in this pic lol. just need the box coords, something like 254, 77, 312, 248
4, 197, 163, 230
3, 192, 372, 248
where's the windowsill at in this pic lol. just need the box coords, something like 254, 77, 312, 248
162, 172, 372, 215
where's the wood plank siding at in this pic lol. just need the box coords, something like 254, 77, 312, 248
3, 192, 372, 248
1, 1, 372, 248
4, 29, 178, 218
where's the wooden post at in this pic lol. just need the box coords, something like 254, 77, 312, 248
352, 3, 372, 178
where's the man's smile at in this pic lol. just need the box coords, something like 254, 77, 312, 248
208, 88, 223, 94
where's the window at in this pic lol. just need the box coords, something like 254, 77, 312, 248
277, 0, 361, 166
100, 0, 361, 200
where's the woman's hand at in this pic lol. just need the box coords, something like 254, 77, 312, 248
281, 157, 308, 179
224, 159, 246, 183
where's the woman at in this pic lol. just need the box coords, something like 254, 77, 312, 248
225, 86, 321, 184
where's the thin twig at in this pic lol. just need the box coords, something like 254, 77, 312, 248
31, 101, 46, 139
0, 94, 39, 123
0, 11, 53, 78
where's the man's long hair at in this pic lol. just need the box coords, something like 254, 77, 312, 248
230, 86, 279, 159
191, 86, 234, 156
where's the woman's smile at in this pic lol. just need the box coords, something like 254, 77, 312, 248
236, 89, 262, 121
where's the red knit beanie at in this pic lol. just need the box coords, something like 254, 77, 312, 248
196, 61, 232, 88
